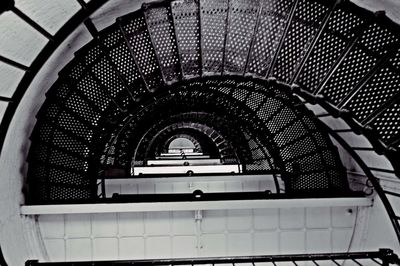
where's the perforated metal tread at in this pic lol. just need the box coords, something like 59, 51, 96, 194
98, 24, 149, 100
200, 0, 229, 75
223, 0, 260, 75
294, 1, 368, 92
171, 0, 202, 78
27, 0, 400, 203
270, 0, 333, 82
143, 2, 182, 83
118, 10, 164, 91
246, 0, 296, 77
319, 21, 399, 105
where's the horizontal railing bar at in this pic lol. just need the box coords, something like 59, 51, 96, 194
25, 250, 398, 265
352, 147, 375, 151
21, 196, 371, 215
333, 129, 354, 133
371, 257, 383, 265
0, 55, 29, 71
369, 167, 395, 174
383, 190, 400, 198
11, 7, 53, 40
103, 174, 278, 183
0, 96, 13, 103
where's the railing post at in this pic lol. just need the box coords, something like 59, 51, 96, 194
379, 249, 400, 266
25, 260, 38, 266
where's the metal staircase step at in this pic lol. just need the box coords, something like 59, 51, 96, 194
143, 2, 182, 84
270, 0, 334, 83
118, 11, 164, 92
246, 0, 296, 77
171, 0, 202, 78
318, 15, 400, 105
294, 1, 367, 92
200, 0, 229, 75
223, 0, 260, 75
98, 24, 149, 100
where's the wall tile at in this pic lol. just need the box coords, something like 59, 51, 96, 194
243, 181, 259, 191
93, 238, 118, 260
201, 234, 226, 257
225, 181, 243, 192
227, 209, 252, 231
332, 228, 352, 252
39, 215, 64, 238
146, 236, 172, 258
45, 238, 65, 262
253, 231, 279, 254
156, 183, 173, 193
191, 182, 208, 192
145, 212, 171, 235
119, 237, 145, 259
208, 181, 225, 192
227, 232, 252, 255
106, 184, 121, 196
121, 184, 138, 194
202, 210, 226, 233
92, 213, 117, 237
280, 208, 305, 229
306, 230, 331, 253
65, 214, 91, 237
332, 207, 355, 228
172, 211, 196, 235
172, 235, 197, 257
254, 209, 279, 230
118, 212, 144, 236
138, 183, 155, 194
280, 231, 305, 254
66, 238, 91, 261
306, 207, 330, 229
173, 183, 190, 193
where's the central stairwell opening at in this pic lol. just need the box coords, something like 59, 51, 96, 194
14, 0, 400, 263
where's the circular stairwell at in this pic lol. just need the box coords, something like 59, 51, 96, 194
22, 0, 400, 244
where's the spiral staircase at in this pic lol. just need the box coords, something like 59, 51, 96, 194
2, 0, 400, 264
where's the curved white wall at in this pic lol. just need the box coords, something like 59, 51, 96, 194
1, 0, 400, 264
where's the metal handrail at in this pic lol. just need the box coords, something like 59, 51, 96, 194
25, 249, 400, 265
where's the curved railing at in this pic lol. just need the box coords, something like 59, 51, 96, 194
2, 0, 400, 261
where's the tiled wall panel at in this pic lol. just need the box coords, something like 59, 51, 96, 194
38, 206, 358, 261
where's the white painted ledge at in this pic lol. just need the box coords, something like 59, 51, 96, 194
156, 155, 210, 159
146, 159, 221, 166
20, 197, 372, 215
133, 164, 242, 175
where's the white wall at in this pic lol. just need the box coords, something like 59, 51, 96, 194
1, 0, 400, 264
0, 24, 92, 266
37, 205, 358, 262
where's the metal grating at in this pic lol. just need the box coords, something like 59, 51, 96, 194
99, 25, 149, 100
171, 0, 202, 78
271, 0, 330, 82
346, 67, 400, 121
200, 0, 229, 75
119, 11, 164, 91
91, 57, 134, 111
345, 49, 400, 121
144, 3, 182, 83
75, 74, 111, 112
224, 0, 260, 74
320, 23, 400, 104
246, 0, 295, 77
26, 0, 400, 203
295, 5, 365, 92
370, 101, 400, 143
